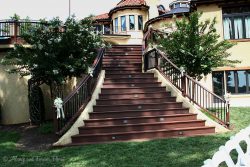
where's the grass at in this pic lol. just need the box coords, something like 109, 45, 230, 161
0, 107, 249, 167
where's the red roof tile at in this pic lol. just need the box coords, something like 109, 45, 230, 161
94, 13, 110, 20
116, 0, 146, 7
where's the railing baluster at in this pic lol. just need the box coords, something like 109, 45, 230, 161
143, 47, 229, 127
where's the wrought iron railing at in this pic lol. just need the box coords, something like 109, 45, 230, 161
0, 20, 44, 43
54, 48, 105, 136
144, 48, 230, 127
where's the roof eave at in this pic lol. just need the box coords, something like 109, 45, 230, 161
144, 11, 190, 33
109, 5, 149, 16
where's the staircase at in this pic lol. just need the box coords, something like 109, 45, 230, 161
71, 45, 215, 145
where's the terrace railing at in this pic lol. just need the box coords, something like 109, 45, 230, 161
143, 29, 230, 127
54, 48, 105, 136
0, 19, 44, 43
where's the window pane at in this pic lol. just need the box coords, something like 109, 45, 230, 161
121, 16, 126, 31
212, 72, 224, 96
129, 15, 135, 30
104, 24, 110, 34
138, 15, 143, 30
223, 17, 233, 39
245, 16, 250, 38
95, 25, 102, 34
234, 17, 243, 39
237, 71, 247, 93
114, 18, 118, 33
226, 71, 236, 93
175, 3, 180, 8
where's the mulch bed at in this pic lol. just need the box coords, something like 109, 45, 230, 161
0, 123, 58, 151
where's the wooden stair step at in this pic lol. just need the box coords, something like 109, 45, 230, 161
105, 73, 154, 78
96, 97, 177, 105
85, 113, 198, 126
93, 102, 183, 112
101, 87, 167, 94
99, 91, 171, 99
104, 78, 157, 83
105, 52, 142, 55
90, 108, 189, 119
103, 64, 141, 68
79, 120, 206, 134
103, 60, 142, 63
72, 126, 215, 143
102, 83, 161, 88
104, 52, 142, 59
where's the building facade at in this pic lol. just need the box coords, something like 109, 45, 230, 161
192, 0, 250, 106
94, 0, 250, 107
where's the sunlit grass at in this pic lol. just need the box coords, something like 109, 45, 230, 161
0, 107, 249, 167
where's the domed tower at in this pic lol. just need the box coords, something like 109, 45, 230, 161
169, 0, 190, 10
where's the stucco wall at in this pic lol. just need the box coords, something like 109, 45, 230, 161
0, 51, 82, 124
149, 18, 174, 30
0, 52, 30, 124
197, 4, 250, 106
197, 4, 250, 68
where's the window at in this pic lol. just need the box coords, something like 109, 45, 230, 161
174, 3, 180, 8
223, 6, 250, 39
121, 16, 126, 31
212, 70, 250, 95
114, 18, 118, 33
95, 25, 102, 34
212, 72, 225, 96
104, 24, 110, 34
138, 15, 143, 30
226, 71, 236, 93
129, 15, 135, 30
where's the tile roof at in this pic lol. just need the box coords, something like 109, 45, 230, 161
109, 0, 149, 15
116, 0, 146, 7
94, 13, 110, 20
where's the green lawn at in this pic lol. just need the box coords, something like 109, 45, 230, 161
0, 108, 249, 167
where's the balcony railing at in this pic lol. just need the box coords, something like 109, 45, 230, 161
0, 19, 45, 44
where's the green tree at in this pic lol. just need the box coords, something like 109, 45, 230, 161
158, 12, 240, 80
1, 16, 105, 95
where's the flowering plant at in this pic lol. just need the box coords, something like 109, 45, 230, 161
1, 16, 106, 85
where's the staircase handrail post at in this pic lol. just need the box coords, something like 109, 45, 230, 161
181, 75, 186, 97
155, 49, 159, 69
14, 20, 18, 43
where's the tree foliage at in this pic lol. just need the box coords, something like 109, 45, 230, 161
158, 12, 240, 80
1, 16, 105, 85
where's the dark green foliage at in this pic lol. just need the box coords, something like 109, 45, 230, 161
158, 12, 240, 80
1, 16, 105, 85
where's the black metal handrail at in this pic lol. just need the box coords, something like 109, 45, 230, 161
0, 20, 44, 41
54, 48, 105, 136
144, 48, 230, 127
